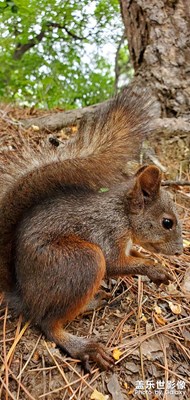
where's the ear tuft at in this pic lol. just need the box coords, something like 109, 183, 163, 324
135, 164, 149, 177
137, 165, 161, 198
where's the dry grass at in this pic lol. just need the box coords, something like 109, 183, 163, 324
0, 104, 189, 400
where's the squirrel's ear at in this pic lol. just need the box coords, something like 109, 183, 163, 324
127, 165, 161, 213
137, 165, 162, 198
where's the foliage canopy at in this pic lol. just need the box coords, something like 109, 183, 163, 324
0, 0, 123, 108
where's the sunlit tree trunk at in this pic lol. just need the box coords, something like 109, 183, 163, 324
119, 0, 190, 119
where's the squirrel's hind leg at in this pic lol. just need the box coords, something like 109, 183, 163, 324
43, 319, 113, 372
35, 237, 113, 370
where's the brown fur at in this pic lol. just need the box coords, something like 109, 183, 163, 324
0, 88, 156, 292
0, 89, 183, 369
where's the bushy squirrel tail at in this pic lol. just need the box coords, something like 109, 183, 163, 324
0, 87, 156, 291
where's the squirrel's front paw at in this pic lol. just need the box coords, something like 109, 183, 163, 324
147, 265, 174, 286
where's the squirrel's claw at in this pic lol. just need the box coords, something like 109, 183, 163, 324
147, 265, 174, 286
95, 344, 115, 370
80, 341, 114, 372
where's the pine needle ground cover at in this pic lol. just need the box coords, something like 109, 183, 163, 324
0, 105, 189, 400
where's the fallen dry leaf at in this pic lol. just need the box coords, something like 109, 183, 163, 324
113, 348, 122, 360
91, 389, 109, 400
128, 387, 135, 395
166, 283, 180, 295
154, 313, 167, 325
168, 301, 182, 315
140, 336, 170, 360
31, 124, 40, 131
181, 267, 190, 294
154, 304, 162, 314
183, 239, 190, 248
107, 374, 124, 400
182, 328, 190, 345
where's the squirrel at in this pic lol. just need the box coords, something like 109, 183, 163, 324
0, 87, 183, 371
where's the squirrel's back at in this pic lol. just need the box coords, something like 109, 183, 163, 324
0, 87, 156, 291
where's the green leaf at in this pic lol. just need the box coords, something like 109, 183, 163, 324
0, 0, 126, 108
99, 187, 109, 193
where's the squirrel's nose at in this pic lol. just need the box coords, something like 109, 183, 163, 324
175, 246, 183, 256
175, 251, 182, 256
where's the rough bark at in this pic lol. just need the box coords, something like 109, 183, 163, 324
119, 0, 190, 118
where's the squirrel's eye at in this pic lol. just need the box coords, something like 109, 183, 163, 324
162, 218, 173, 230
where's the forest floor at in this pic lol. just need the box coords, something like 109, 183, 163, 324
0, 104, 189, 400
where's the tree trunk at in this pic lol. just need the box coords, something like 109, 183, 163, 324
119, 0, 190, 118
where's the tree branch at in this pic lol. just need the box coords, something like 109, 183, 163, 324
46, 22, 84, 40
154, 117, 190, 136
162, 181, 190, 187
21, 100, 190, 137
13, 31, 46, 60
22, 100, 110, 130
13, 21, 84, 60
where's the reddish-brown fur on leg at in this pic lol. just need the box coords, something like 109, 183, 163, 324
15, 234, 106, 323
15, 233, 112, 369
47, 326, 114, 371
49, 235, 107, 322
39, 237, 113, 370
